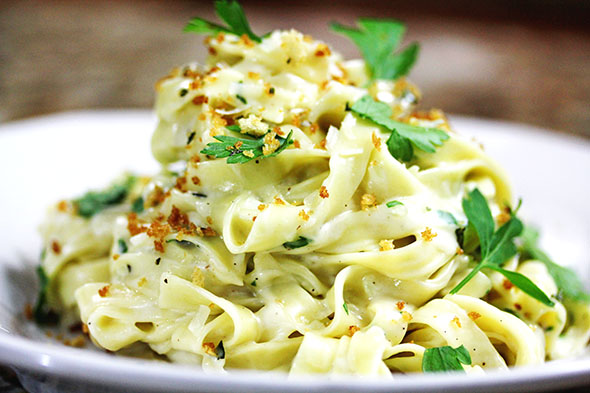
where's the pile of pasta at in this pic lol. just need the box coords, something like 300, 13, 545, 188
40, 29, 590, 375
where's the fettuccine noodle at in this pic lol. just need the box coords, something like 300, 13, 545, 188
39, 28, 590, 376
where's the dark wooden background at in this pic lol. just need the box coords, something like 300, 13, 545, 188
1, 0, 589, 139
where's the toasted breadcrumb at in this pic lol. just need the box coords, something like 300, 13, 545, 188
98, 285, 110, 297
347, 325, 360, 336
421, 227, 437, 241
192, 267, 205, 287
361, 193, 377, 211
263, 131, 280, 155
299, 209, 310, 221
175, 176, 188, 192
240, 34, 255, 47
192, 95, 208, 105
314, 44, 331, 57
401, 311, 413, 322
497, 207, 511, 225
372, 132, 382, 151
51, 240, 61, 254
379, 239, 394, 251
319, 186, 329, 199
127, 213, 147, 236
468, 311, 481, 321
147, 220, 171, 253
238, 114, 268, 137
202, 342, 216, 356
451, 316, 462, 328
315, 139, 327, 150
145, 186, 166, 208
396, 301, 405, 311
57, 200, 69, 213
201, 227, 217, 237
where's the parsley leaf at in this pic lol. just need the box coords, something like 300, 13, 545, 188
438, 210, 458, 226
343, 302, 350, 315
422, 345, 471, 372
351, 95, 448, 162
450, 189, 554, 307
283, 236, 310, 250
520, 227, 590, 303
386, 200, 403, 208
184, 0, 261, 43
201, 131, 293, 164
331, 18, 419, 81
33, 265, 59, 325
74, 176, 136, 218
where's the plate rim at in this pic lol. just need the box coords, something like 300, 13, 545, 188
0, 110, 589, 392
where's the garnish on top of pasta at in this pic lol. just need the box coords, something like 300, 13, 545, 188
36, 0, 590, 375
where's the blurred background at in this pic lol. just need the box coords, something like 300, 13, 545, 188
1, 0, 589, 138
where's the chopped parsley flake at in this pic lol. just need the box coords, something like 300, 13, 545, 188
236, 94, 247, 104
118, 238, 128, 254
283, 236, 310, 250
386, 200, 403, 208
131, 196, 144, 213
187, 131, 196, 145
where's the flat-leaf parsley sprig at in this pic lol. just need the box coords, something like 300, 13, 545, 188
450, 188, 554, 307
331, 18, 419, 81
184, 0, 261, 43
422, 345, 472, 373
201, 128, 293, 164
74, 175, 136, 218
520, 227, 590, 303
350, 95, 449, 162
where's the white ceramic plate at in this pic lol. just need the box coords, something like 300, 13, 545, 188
0, 111, 589, 393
